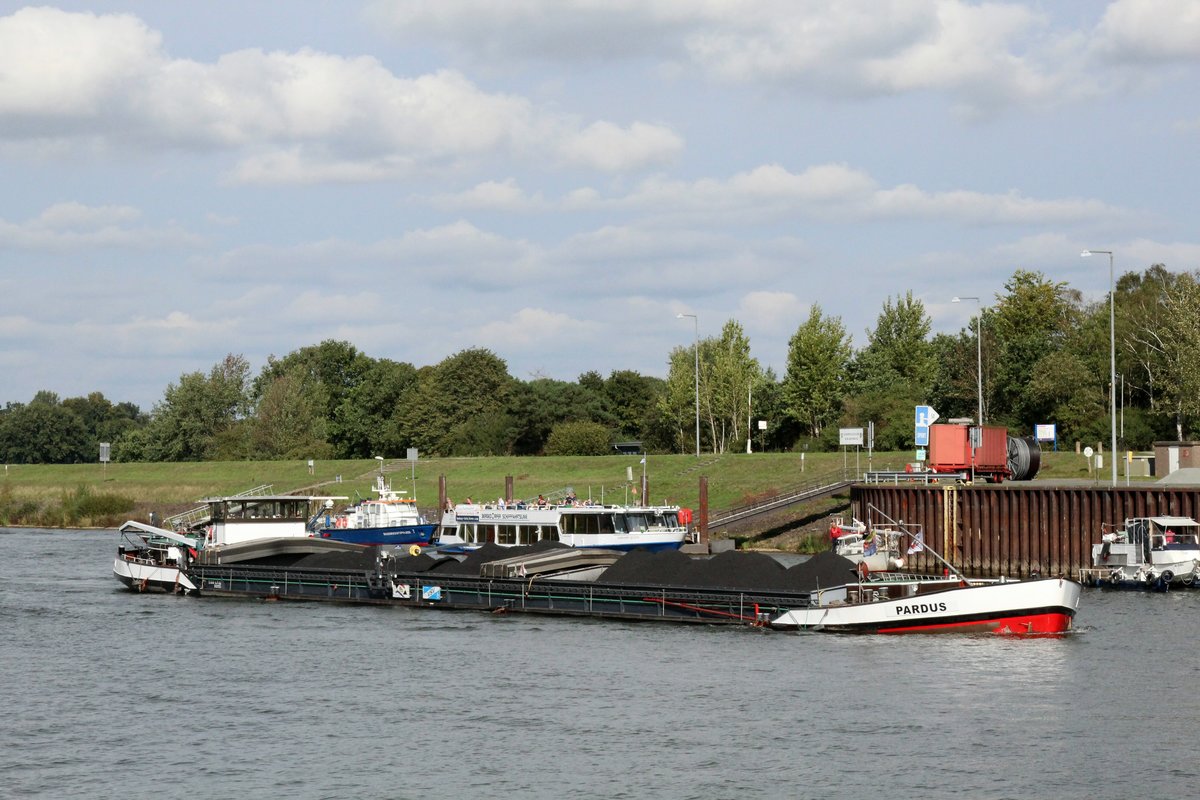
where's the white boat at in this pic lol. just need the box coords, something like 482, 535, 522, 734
829, 508, 931, 574
770, 575, 1081, 635
310, 476, 437, 548
829, 516, 911, 573
1080, 515, 1200, 589
113, 521, 200, 594
114, 491, 352, 592
436, 501, 691, 553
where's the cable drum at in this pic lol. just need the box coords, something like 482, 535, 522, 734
1006, 435, 1042, 481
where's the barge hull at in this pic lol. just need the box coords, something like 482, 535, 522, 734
186, 562, 807, 626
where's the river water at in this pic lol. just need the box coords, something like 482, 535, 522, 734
2, 527, 1196, 800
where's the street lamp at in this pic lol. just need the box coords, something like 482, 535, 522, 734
1081, 249, 1118, 487
676, 313, 700, 457
951, 296, 984, 426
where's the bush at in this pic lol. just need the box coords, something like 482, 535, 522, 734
544, 421, 614, 456
60, 485, 136, 525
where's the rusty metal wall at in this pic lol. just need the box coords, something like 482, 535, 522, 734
851, 484, 1200, 578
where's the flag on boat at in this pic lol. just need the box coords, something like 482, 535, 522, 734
863, 529, 877, 556
907, 531, 925, 554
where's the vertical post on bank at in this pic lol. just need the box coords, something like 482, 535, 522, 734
505, 475, 513, 504
438, 475, 447, 522
699, 476, 709, 548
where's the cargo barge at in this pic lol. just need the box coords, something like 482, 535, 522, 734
186, 541, 831, 625
182, 540, 1080, 634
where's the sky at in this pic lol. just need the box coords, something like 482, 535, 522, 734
2, 1, 1199, 411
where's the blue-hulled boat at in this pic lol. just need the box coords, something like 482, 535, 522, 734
311, 476, 437, 548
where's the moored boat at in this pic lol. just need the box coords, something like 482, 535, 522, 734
113, 521, 200, 594
435, 500, 690, 553
1079, 515, 1200, 590
114, 490, 352, 593
311, 475, 437, 548
769, 575, 1081, 635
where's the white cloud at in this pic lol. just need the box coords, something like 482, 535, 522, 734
429, 179, 545, 211
556, 121, 683, 172
736, 291, 803, 334
367, 0, 1099, 111
0, 203, 204, 250
566, 163, 1130, 226
0, 8, 683, 180
475, 307, 598, 350
1093, 0, 1200, 63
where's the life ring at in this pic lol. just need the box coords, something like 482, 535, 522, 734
857, 561, 870, 581
408, 544, 421, 557
336, 516, 347, 529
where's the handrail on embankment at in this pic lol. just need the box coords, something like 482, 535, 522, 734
707, 468, 852, 530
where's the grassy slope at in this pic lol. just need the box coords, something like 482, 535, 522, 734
1, 448, 1118, 529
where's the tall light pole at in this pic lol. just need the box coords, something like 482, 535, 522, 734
951, 296, 984, 426
676, 313, 700, 457
1081, 249, 1118, 487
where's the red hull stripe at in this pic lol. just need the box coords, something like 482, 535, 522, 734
878, 610, 1074, 635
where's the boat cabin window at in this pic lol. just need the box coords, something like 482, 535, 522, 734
561, 512, 620, 534
212, 498, 308, 521
624, 513, 648, 532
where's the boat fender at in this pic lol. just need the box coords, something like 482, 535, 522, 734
1183, 573, 1196, 587
857, 561, 869, 581
408, 544, 422, 557
1109, 571, 1122, 585
1161, 570, 1174, 584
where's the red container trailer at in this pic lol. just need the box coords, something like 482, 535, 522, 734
928, 424, 1011, 481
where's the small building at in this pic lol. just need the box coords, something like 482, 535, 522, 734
1153, 441, 1200, 477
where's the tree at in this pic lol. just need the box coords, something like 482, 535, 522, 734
0, 392, 90, 463
850, 292, 936, 398
1121, 266, 1200, 441
255, 340, 374, 456
250, 367, 333, 460
399, 348, 514, 455
782, 304, 851, 440
988, 270, 1082, 429
507, 378, 608, 455
147, 354, 251, 461
702, 320, 761, 454
660, 345, 695, 454
332, 358, 419, 458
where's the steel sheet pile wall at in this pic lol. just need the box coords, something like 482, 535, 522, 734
853, 484, 1200, 578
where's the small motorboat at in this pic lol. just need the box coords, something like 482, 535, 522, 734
1080, 515, 1200, 590
113, 521, 199, 594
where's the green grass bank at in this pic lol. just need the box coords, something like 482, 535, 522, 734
0, 449, 1116, 536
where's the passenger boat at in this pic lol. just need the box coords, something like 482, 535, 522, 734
1079, 515, 1200, 590
310, 476, 437, 548
769, 575, 1081, 635
435, 501, 691, 553
113, 521, 200, 594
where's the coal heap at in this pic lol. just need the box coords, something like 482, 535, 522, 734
601, 548, 860, 594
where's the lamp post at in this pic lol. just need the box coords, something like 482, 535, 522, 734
1081, 249, 1118, 487
951, 296, 984, 426
676, 313, 700, 457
